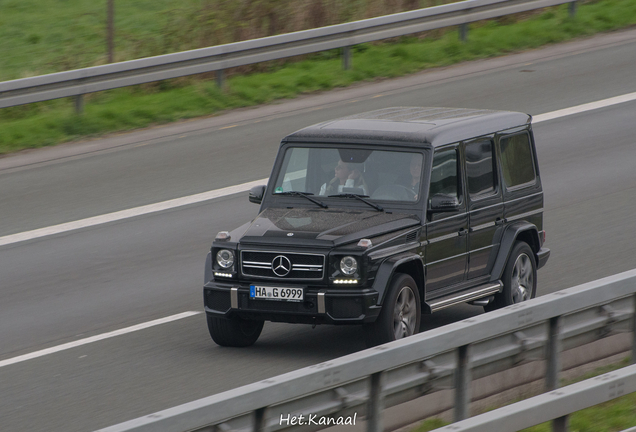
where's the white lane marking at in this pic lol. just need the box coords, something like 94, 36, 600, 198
0, 311, 201, 369
533, 91, 636, 123
0, 178, 268, 246
2, 91, 636, 248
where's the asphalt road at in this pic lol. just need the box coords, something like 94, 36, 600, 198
1, 29, 636, 431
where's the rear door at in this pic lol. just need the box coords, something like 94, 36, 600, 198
425, 146, 468, 292
463, 138, 504, 279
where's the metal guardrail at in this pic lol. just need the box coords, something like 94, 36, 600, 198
97, 269, 636, 432
1, 0, 578, 111
432, 363, 636, 432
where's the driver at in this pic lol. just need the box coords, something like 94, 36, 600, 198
319, 160, 369, 196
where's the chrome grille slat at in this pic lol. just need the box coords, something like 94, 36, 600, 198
241, 250, 325, 280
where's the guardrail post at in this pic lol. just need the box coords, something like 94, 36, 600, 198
75, 94, 84, 114
454, 344, 472, 421
459, 24, 468, 42
568, 1, 577, 17
342, 46, 352, 70
546, 316, 562, 391
254, 407, 267, 432
547, 316, 567, 432
107, 0, 115, 63
216, 69, 225, 90
552, 415, 569, 432
632, 293, 636, 365
367, 372, 384, 432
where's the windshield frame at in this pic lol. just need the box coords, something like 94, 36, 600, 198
265, 142, 432, 214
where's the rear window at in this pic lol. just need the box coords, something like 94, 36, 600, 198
499, 132, 536, 189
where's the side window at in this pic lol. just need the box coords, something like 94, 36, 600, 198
274, 147, 310, 193
429, 148, 459, 200
465, 139, 496, 199
499, 132, 536, 189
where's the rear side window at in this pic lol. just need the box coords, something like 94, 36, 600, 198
499, 133, 536, 189
465, 140, 496, 198
429, 148, 459, 199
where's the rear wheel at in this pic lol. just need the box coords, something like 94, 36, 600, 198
485, 242, 536, 312
207, 314, 264, 347
364, 273, 421, 347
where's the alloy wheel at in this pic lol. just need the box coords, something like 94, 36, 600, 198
512, 253, 534, 303
393, 286, 417, 339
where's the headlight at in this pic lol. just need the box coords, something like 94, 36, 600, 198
340, 256, 357, 275
216, 249, 234, 269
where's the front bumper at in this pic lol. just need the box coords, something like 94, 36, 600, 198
204, 281, 381, 325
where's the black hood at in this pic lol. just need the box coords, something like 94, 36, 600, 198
238, 207, 420, 247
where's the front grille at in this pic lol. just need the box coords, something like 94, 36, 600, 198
406, 231, 418, 243
241, 251, 325, 280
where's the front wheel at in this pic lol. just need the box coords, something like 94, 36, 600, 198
485, 242, 536, 312
364, 273, 421, 347
207, 314, 264, 347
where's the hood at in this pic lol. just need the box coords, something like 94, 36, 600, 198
238, 207, 420, 247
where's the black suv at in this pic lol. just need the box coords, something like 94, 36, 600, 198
203, 107, 550, 347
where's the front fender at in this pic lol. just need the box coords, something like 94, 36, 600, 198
371, 253, 425, 305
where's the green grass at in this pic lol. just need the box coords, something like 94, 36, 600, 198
0, 0, 189, 79
0, 0, 449, 80
1, 0, 636, 154
410, 418, 449, 432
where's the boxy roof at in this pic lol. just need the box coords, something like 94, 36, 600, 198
283, 107, 531, 147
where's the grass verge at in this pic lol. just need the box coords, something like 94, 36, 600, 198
1, 0, 636, 155
409, 357, 635, 432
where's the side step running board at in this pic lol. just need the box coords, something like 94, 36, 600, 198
425, 282, 502, 313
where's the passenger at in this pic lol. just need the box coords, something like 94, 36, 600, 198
319, 160, 369, 196
398, 155, 423, 200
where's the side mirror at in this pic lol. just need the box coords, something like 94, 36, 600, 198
428, 194, 460, 213
249, 185, 266, 204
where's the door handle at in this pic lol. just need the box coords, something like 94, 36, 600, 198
458, 228, 468, 236
495, 218, 505, 226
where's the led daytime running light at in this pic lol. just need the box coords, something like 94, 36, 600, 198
333, 279, 359, 284
214, 272, 233, 278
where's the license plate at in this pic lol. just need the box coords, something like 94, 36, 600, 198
250, 285, 304, 301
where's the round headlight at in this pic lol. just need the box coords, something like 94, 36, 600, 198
340, 256, 358, 275
216, 249, 234, 269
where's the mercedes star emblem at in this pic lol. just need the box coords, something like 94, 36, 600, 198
272, 255, 292, 277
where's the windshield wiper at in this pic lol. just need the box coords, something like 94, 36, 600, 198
275, 191, 328, 208
328, 193, 384, 212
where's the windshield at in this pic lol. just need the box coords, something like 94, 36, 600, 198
272, 146, 425, 202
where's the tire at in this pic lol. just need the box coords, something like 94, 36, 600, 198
207, 314, 264, 347
364, 273, 421, 347
484, 242, 536, 312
